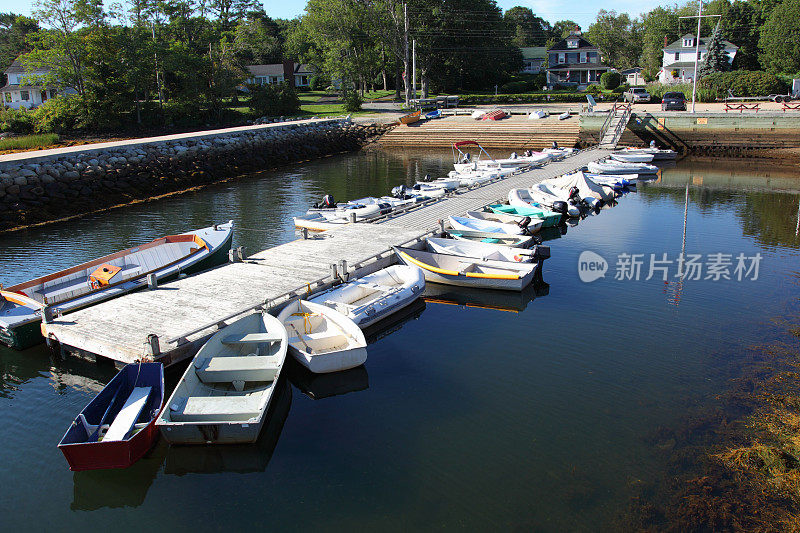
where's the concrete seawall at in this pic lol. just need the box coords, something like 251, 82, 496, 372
0, 118, 389, 232
580, 112, 800, 156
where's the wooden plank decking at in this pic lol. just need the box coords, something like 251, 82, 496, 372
42, 147, 608, 367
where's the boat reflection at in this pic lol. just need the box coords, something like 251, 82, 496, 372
71, 441, 163, 510
422, 280, 548, 314
287, 359, 369, 400
363, 297, 426, 344
163, 377, 292, 475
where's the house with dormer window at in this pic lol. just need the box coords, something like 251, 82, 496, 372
658, 34, 737, 84
545, 28, 611, 90
0, 56, 71, 109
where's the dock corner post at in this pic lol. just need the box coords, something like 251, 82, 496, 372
349, 212, 357, 223
236, 246, 245, 262
330, 263, 339, 282
146, 334, 160, 357
439, 219, 445, 233
42, 305, 54, 325
228, 249, 236, 262
147, 273, 158, 290
339, 259, 348, 281
301, 227, 308, 240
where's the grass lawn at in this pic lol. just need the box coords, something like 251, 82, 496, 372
0, 133, 60, 151
300, 103, 373, 116
362, 90, 397, 100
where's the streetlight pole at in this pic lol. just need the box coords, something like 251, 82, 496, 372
691, 0, 703, 113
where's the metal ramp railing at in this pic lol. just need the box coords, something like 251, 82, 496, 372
598, 102, 632, 149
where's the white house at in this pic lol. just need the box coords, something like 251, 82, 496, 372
0, 56, 68, 109
658, 34, 737, 84
246, 63, 315, 88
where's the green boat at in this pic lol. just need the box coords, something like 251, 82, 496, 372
487, 204, 563, 228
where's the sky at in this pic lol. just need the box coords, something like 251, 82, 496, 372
0, 0, 668, 29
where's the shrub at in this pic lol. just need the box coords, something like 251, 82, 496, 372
343, 91, 362, 112
499, 80, 532, 94
459, 93, 588, 105
247, 82, 300, 117
600, 71, 622, 90
646, 82, 717, 103
612, 83, 630, 94
310, 75, 329, 91
698, 70, 788, 99
31, 96, 85, 134
585, 84, 602, 94
0, 106, 34, 133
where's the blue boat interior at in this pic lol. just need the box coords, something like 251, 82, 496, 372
59, 363, 164, 445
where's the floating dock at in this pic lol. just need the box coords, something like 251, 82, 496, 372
42, 147, 610, 367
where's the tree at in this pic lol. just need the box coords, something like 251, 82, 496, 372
232, 14, 284, 65
758, 0, 800, 73
504, 6, 550, 47
722, 0, 760, 70
586, 10, 641, 69
0, 13, 39, 72
699, 21, 729, 76
549, 20, 579, 41
638, 7, 679, 79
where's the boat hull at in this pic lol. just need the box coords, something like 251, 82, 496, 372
58, 363, 165, 471
0, 319, 43, 351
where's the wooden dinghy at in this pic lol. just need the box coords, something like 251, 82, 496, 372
277, 300, 368, 374
399, 110, 422, 124
58, 363, 165, 471
309, 265, 424, 329
0, 221, 234, 351
394, 246, 543, 291
157, 311, 288, 445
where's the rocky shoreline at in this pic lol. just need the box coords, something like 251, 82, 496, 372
0, 118, 391, 232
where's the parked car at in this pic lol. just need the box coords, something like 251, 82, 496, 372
661, 92, 686, 111
624, 87, 651, 103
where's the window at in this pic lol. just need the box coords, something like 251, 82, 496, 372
558, 53, 565, 64
674, 52, 679, 61
21, 90, 29, 101
296, 75, 309, 86
41, 90, 47, 102
567, 38, 578, 49
579, 52, 587, 63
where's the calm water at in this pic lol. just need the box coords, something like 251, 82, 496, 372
1, 151, 799, 531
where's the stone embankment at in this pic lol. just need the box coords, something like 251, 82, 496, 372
0, 118, 390, 232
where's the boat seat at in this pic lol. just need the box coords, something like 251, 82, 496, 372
102, 387, 151, 442
221, 333, 282, 345
194, 355, 280, 384
168, 395, 262, 422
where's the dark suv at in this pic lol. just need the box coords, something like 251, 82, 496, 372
661, 92, 686, 111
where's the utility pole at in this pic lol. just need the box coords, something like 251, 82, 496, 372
404, 3, 410, 106
679, 8, 721, 113
412, 39, 417, 100
152, 23, 163, 112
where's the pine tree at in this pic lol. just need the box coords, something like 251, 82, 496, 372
699, 22, 729, 77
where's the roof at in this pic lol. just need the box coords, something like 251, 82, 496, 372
548, 36, 598, 52
246, 63, 315, 77
4, 56, 54, 75
663, 34, 737, 51
662, 61, 706, 69
0, 84, 55, 92
520, 47, 547, 60
620, 67, 641, 74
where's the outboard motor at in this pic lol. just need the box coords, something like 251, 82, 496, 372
551, 200, 569, 215
322, 194, 336, 208
567, 186, 580, 202
516, 216, 532, 229
422, 174, 432, 182
390, 185, 406, 198
551, 141, 559, 149
510, 152, 518, 159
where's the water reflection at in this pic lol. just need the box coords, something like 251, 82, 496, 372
71, 441, 163, 510
163, 377, 292, 475
288, 361, 369, 401
423, 282, 548, 314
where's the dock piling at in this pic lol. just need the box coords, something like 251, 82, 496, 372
145, 334, 160, 357
147, 273, 158, 290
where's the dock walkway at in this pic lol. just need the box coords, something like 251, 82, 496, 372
42, 147, 609, 367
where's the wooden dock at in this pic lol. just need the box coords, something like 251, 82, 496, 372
42, 147, 609, 367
